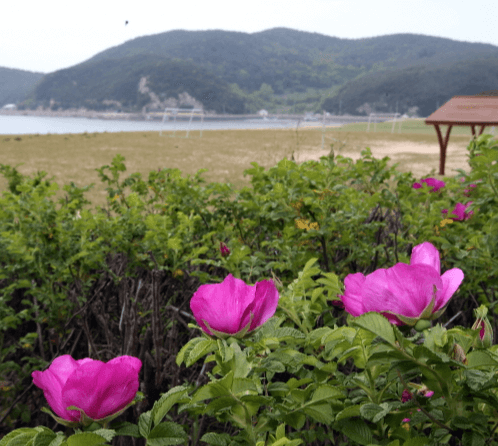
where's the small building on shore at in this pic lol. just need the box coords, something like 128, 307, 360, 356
2, 104, 16, 110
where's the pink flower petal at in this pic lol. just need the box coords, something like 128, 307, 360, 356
341, 273, 366, 317
410, 242, 441, 274
62, 357, 141, 420
244, 279, 280, 331
190, 274, 279, 336
438, 268, 464, 311
32, 355, 83, 421
362, 264, 442, 319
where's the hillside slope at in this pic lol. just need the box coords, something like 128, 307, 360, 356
0, 67, 44, 106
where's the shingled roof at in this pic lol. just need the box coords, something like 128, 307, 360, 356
425, 95, 498, 174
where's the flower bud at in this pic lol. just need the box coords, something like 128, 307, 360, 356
220, 241, 230, 257
452, 343, 468, 365
472, 306, 493, 349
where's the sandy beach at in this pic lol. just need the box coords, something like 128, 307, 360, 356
293, 137, 473, 178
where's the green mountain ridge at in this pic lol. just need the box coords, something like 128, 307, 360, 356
0, 67, 44, 107
5, 27, 498, 115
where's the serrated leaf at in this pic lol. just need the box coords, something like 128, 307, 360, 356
152, 386, 189, 425
66, 433, 109, 446
176, 337, 204, 366
33, 432, 57, 446
281, 411, 306, 430
186, 338, 218, 367
467, 350, 498, 368
360, 402, 390, 423
276, 423, 286, 440
273, 327, 306, 340
339, 419, 373, 446
191, 371, 234, 403
114, 422, 140, 438
138, 411, 152, 438
147, 422, 188, 446
335, 405, 361, 421
351, 312, 396, 345
0, 429, 36, 446
403, 439, 429, 446
47, 433, 65, 446
2, 433, 36, 446
303, 404, 334, 424
199, 433, 231, 446
205, 396, 237, 415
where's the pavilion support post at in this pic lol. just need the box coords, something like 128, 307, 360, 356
479, 125, 486, 136
471, 125, 476, 138
434, 124, 453, 175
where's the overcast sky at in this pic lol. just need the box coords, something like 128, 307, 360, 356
2, 0, 498, 74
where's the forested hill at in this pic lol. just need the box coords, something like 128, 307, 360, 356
16, 28, 498, 115
0, 67, 44, 106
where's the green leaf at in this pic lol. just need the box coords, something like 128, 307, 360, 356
467, 350, 498, 368
276, 423, 286, 440
46, 433, 65, 446
146, 422, 188, 446
186, 338, 218, 367
423, 324, 448, 349
462, 432, 485, 446
0, 429, 36, 446
191, 371, 234, 403
335, 405, 361, 421
175, 337, 217, 367
66, 433, 109, 446
273, 327, 306, 340
350, 312, 396, 345
114, 422, 140, 438
338, 419, 373, 446
138, 411, 152, 438
152, 386, 189, 425
89, 431, 114, 444
360, 403, 390, 423
303, 404, 334, 424
199, 433, 231, 446
1, 430, 38, 446
402, 439, 430, 446
204, 396, 237, 415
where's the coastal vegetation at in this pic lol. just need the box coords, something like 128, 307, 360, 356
0, 128, 497, 444
0, 119, 475, 207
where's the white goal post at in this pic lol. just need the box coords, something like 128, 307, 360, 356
159, 108, 205, 138
367, 113, 404, 133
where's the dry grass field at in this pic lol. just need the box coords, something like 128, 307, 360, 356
0, 118, 488, 206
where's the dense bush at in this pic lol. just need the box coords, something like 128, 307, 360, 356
0, 133, 497, 444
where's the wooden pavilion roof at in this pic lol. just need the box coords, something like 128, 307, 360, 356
425, 95, 498, 175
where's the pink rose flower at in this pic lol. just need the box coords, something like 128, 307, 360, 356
412, 178, 445, 192
32, 355, 141, 423
190, 274, 279, 337
451, 202, 473, 221
340, 242, 464, 325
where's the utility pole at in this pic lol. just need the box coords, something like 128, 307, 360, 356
339, 99, 342, 115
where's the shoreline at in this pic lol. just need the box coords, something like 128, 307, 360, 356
0, 109, 410, 125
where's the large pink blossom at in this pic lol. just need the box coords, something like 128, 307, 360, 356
412, 178, 446, 192
340, 242, 464, 325
190, 274, 279, 337
32, 355, 141, 423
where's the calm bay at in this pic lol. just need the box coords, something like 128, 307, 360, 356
0, 114, 333, 135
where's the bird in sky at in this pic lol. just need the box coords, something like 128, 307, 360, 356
125, 20, 129, 25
